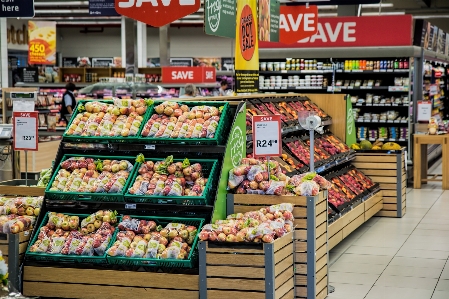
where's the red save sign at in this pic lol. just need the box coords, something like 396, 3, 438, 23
162, 67, 216, 83
115, 0, 200, 27
252, 115, 282, 158
280, 5, 318, 44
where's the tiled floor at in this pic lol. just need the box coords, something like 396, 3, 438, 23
328, 163, 449, 299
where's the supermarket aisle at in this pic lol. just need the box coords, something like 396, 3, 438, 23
328, 167, 449, 299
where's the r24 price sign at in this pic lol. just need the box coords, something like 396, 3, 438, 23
13, 112, 38, 151
252, 115, 282, 158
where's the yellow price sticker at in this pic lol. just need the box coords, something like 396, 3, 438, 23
29, 43, 45, 54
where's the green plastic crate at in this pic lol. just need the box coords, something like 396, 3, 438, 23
45, 154, 137, 202
25, 212, 119, 264
106, 216, 204, 268
137, 101, 230, 145
124, 158, 218, 205
62, 100, 154, 143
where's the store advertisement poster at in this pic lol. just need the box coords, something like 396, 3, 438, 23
193, 57, 222, 70
413, 19, 431, 49
258, 0, 280, 42
28, 21, 56, 65
437, 29, 445, 55
222, 57, 235, 71
204, 0, 236, 38
260, 15, 412, 48
279, 5, 318, 44
235, 0, 259, 93
89, 0, 119, 16
213, 102, 246, 222
346, 95, 356, 146
446, 33, 449, 56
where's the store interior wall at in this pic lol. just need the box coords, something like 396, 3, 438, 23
55, 26, 234, 59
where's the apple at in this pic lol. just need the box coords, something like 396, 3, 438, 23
199, 231, 209, 241
10, 224, 20, 234
217, 233, 226, 242
61, 221, 69, 231
26, 207, 34, 216
17, 207, 26, 216
10, 207, 18, 215
94, 220, 102, 229
87, 224, 95, 233
111, 164, 120, 173
168, 230, 178, 239
226, 234, 236, 242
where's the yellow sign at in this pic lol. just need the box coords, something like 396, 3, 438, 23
235, 0, 259, 93
28, 21, 56, 65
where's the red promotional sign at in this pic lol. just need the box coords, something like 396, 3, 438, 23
13, 112, 38, 151
252, 115, 282, 158
280, 5, 318, 44
261, 14, 413, 48
115, 0, 200, 27
162, 67, 216, 83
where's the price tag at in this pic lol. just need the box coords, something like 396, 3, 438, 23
125, 204, 137, 209
144, 145, 156, 150
13, 112, 38, 151
252, 115, 282, 158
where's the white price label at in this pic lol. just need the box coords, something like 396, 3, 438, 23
252, 115, 282, 157
13, 112, 38, 151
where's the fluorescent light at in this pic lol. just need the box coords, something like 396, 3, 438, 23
361, 3, 394, 8
318, 13, 338, 17
35, 9, 89, 14
414, 15, 449, 19
318, 5, 338, 10
362, 11, 405, 16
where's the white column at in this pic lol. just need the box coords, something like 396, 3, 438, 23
136, 22, 147, 68
0, 19, 8, 87
121, 16, 126, 69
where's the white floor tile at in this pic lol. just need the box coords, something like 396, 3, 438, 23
435, 279, 449, 291
329, 272, 379, 285
344, 245, 399, 256
325, 283, 372, 299
365, 286, 434, 299
330, 262, 386, 274
375, 275, 438, 290
332, 253, 393, 266
395, 248, 449, 260
389, 256, 446, 269
382, 265, 443, 278
432, 290, 449, 299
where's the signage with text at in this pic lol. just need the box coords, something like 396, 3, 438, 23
28, 21, 56, 65
252, 115, 282, 157
115, 0, 200, 27
13, 112, 38, 151
0, 0, 34, 18
204, 0, 236, 38
260, 15, 413, 48
161, 67, 216, 83
90, 0, 119, 16
258, 0, 280, 42
279, 5, 317, 44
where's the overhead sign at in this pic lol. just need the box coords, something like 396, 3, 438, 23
260, 15, 413, 48
13, 112, 38, 151
204, 0, 236, 38
285, 0, 381, 4
235, 0, 259, 93
28, 21, 57, 65
161, 67, 216, 83
280, 5, 318, 44
252, 115, 282, 158
115, 0, 201, 27
0, 0, 34, 18
258, 0, 280, 42
90, 0, 119, 16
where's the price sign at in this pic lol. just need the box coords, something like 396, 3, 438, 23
13, 112, 38, 151
252, 115, 282, 158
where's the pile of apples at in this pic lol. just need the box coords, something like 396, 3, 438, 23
228, 158, 288, 195
29, 210, 117, 256
0, 196, 43, 234
65, 99, 152, 137
128, 155, 208, 197
107, 216, 198, 260
286, 172, 331, 196
49, 157, 133, 193
199, 203, 294, 243
141, 101, 224, 139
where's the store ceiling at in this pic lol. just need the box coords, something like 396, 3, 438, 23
30, 0, 449, 32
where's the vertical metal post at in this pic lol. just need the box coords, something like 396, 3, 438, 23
397, 150, 403, 217
25, 150, 28, 186
0, 19, 8, 88
264, 243, 275, 299
309, 130, 315, 172
159, 25, 170, 67
8, 234, 19, 292
198, 241, 207, 299
226, 194, 235, 216
306, 196, 316, 299
136, 22, 147, 68
124, 17, 137, 74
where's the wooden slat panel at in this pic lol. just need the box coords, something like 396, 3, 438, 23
316, 286, 328, 299
275, 277, 294, 299
365, 193, 382, 211
207, 290, 264, 299
341, 203, 364, 227
316, 275, 328, 296
295, 240, 306, 252
370, 176, 397, 183
296, 252, 306, 263
316, 200, 327, 216
316, 265, 328, 284
0, 185, 45, 197
353, 162, 397, 169
280, 288, 294, 299
316, 232, 326, 250
274, 243, 293, 264
329, 230, 343, 250
316, 255, 326, 272
359, 169, 397, 176
294, 229, 306, 240
355, 155, 397, 163
383, 190, 398, 197
208, 278, 264, 291
342, 214, 364, 238
232, 194, 307, 206
275, 266, 294, 290
207, 253, 264, 266
376, 210, 399, 217
275, 254, 293, 277
207, 266, 265, 279
328, 219, 343, 237
366, 200, 383, 220
206, 245, 262, 254
23, 282, 199, 299
316, 243, 327, 261
316, 211, 327, 227
274, 232, 293, 252
379, 183, 398, 190
383, 197, 399, 204
293, 219, 307, 229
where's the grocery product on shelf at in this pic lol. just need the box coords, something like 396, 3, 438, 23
0, 196, 43, 233
37, 168, 52, 187
199, 203, 294, 243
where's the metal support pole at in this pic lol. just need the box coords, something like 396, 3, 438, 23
397, 150, 403, 217
309, 130, 315, 172
198, 241, 207, 299
264, 244, 275, 299
124, 17, 137, 74
159, 25, 170, 67
137, 22, 147, 68
25, 150, 28, 186
306, 196, 316, 299
8, 234, 20, 292
226, 194, 235, 216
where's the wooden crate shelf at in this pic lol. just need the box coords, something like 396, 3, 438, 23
199, 232, 294, 299
227, 191, 328, 299
328, 191, 383, 250
23, 266, 199, 299
354, 149, 406, 218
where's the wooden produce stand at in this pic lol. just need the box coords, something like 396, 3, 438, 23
226, 191, 328, 299
328, 191, 383, 250
199, 232, 294, 299
353, 149, 406, 217
0, 180, 45, 197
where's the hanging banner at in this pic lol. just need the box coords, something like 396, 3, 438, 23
260, 15, 413, 48
345, 95, 356, 146
258, 0, 280, 42
279, 5, 318, 44
235, 0, 259, 93
204, 0, 236, 38
28, 21, 56, 65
